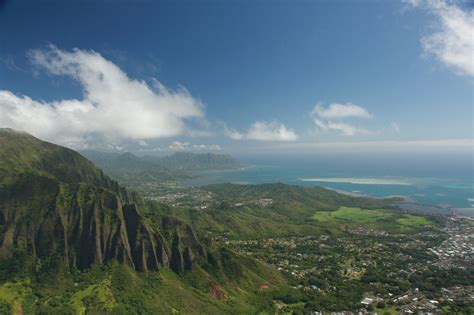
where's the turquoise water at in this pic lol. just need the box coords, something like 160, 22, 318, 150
186, 153, 474, 216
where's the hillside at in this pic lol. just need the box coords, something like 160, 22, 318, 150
1, 129, 178, 272
0, 129, 287, 314
164, 183, 409, 239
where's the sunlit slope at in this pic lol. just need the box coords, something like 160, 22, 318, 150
164, 183, 440, 240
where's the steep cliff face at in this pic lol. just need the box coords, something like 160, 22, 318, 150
0, 129, 205, 273
161, 216, 207, 273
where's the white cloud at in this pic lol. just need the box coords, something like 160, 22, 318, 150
222, 124, 244, 140
311, 103, 373, 119
310, 102, 374, 136
403, 0, 423, 6
391, 122, 401, 133
313, 119, 371, 136
222, 120, 298, 141
0, 45, 205, 148
168, 141, 192, 151
140, 141, 222, 152
246, 121, 299, 141
192, 144, 222, 151
105, 144, 125, 151
408, 0, 474, 77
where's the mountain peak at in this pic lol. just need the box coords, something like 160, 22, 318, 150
0, 129, 111, 187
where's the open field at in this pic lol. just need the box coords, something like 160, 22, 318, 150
312, 206, 433, 232
312, 206, 393, 223
396, 214, 432, 227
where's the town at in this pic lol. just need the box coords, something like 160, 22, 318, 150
215, 217, 474, 314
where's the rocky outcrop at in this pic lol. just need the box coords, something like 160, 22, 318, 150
0, 174, 171, 271
162, 217, 206, 273
0, 172, 209, 273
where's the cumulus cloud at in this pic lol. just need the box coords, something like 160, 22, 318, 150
246, 121, 299, 141
223, 121, 299, 141
222, 124, 244, 140
0, 45, 205, 148
311, 103, 373, 119
407, 0, 474, 77
310, 102, 374, 136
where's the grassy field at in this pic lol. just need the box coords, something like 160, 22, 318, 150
312, 206, 433, 232
396, 214, 432, 227
312, 206, 394, 223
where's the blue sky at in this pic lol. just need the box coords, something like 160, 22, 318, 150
0, 0, 472, 155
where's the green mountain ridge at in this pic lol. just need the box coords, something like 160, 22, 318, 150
0, 129, 112, 187
0, 129, 288, 314
0, 128, 183, 272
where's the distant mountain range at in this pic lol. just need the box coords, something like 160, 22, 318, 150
80, 150, 241, 183
82, 150, 240, 171
152, 151, 241, 171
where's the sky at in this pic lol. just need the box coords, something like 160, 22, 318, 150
0, 0, 473, 156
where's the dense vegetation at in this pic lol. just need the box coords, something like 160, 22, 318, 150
164, 183, 407, 239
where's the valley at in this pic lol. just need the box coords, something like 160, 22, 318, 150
0, 130, 472, 314
84, 150, 474, 314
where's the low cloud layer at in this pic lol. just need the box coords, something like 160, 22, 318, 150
246, 138, 474, 154
310, 102, 373, 136
0, 45, 204, 149
224, 121, 299, 141
408, 0, 474, 77
140, 141, 222, 153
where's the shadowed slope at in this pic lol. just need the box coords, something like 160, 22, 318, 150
0, 129, 205, 273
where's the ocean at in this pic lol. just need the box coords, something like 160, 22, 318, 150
186, 152, 474, 217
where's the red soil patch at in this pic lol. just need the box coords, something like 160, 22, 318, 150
208, 283, 226, 301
